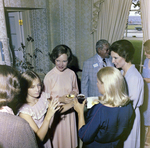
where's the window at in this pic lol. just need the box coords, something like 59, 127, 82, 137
124, 3, 143, 39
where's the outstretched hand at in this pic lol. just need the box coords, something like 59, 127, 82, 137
47, 99, 60, 118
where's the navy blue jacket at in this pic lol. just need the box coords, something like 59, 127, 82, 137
79, 102, 135, 148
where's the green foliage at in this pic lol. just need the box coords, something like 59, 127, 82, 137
132, 0, 140, 14
128, 25, 142, 30
129, 40, 143, 71
132, 0, 140, 7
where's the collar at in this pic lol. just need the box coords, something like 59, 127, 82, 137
96, 53, 103, 62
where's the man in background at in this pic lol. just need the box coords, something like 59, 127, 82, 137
81, 39, 114, 98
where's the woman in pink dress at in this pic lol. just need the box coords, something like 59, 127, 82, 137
17, 70, 60, 148
44, 44, 79, 148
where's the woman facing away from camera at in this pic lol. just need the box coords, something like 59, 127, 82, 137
43, 44, 79, 148
74, 67, 135, 148
110, 39, 144, 148
0, 65, 38, 148
17, 70, 60, 148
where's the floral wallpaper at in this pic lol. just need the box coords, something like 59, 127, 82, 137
48, 0, 93, 77
75, 0, 93, 71
4, 0, 49, 75
1, 0, 93, 79
29, 8, 50, 75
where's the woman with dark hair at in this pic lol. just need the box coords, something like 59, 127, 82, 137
110, 39, 144, 148
0, 65, 38, 148
44, 44, 79, 148
18, 70, 60, 148
49, 44, 72, 64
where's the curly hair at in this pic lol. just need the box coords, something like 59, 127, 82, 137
0, 65, 20, 109
49, 44, 72, 64
110, 39, 135, 62
96, 39, 110, 53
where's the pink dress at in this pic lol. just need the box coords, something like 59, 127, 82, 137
17, 92, 52, 148
44, 67, 79, 148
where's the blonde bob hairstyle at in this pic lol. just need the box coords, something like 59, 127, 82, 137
144, 39, 150, 54
97, 67, 130, 107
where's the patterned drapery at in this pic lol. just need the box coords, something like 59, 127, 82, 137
91, 0, 104, 33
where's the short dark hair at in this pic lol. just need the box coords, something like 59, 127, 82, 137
96, 39, 110, 53
110, 39, 135, 62
49, 44, 72, 64
0, 65, 20, 108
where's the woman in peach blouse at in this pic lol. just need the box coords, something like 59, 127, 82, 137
44, 44, 79, 148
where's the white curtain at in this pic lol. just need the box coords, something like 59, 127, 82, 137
92, 0, 132, 47
140, 0, 150, 42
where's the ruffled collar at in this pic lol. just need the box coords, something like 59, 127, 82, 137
18, 92, 50, 120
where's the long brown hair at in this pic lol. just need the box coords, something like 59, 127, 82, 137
18, 70, 42, 110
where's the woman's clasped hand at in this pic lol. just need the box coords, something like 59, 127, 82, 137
47, 99, 60, 116
73, 98, 86, 112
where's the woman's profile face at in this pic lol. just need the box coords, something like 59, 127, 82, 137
55, 54, 68, 72
111, 51, 126, 69
28, 78, 41, 98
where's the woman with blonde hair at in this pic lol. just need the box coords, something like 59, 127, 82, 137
74, 67, 135, 148
142, 39, 150, 146
97, 67, 129, 107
